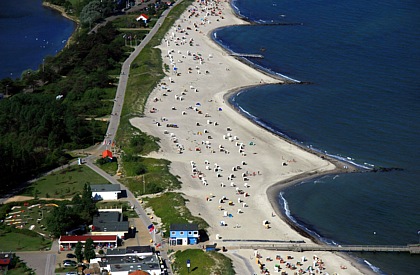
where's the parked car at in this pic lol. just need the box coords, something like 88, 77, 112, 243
66, 253, 76, 258
63, 259, 76, 263
66, 272, 77, 275
63, 260, 77, 267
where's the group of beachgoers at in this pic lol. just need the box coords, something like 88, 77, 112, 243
129, 0, 370, 274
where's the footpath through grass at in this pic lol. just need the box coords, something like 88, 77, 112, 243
171, 249, 235, 275
115, 0, 195, 195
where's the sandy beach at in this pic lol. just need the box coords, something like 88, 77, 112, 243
130, 0, 370, 274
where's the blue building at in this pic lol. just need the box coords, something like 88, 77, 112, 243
169, 224, 199, 246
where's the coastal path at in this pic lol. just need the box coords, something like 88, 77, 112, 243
80, 1, 187, 274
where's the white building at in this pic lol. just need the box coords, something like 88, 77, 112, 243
90, 246, 163, 275
91, 184, 121, 201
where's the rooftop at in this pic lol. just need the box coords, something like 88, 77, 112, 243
91, 184, 121, 192
101, 254, 161, 273
59, 235, 117, 243
93, 211, 128, 232
94, 211, 122, 223
106, 246, 153, 256
93, 221, 129, 232
0, 253, 12, 265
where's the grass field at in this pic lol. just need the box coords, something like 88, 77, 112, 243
97, 160, 118, 175
0, 232, 51, 251
23, 165, 109, 199
120, 157, 181, 196
171, 249, 235, 275
143, 192, 208, 237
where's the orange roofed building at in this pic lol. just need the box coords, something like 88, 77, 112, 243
102, 149, 113, 159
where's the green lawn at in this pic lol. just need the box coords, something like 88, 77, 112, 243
23, 165, 109, 199
97, 160, 118, 175
172, 249, 235, 275
120, 157, 181, 196
144, 192, 208, 237
0, 232, 51, 251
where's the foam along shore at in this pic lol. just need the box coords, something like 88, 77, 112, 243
130, 0, 371, 274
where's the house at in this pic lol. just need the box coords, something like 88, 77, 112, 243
136, 13, 149, 23
0, 253, 12, 271
106, 246, 153, 258
91, 184, 121, 201
89, 245, 162, 275
91, 209, 129, 238
169, 223, 199, 245
102, 149, 113, 159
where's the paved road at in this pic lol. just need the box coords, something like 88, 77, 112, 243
81, 2, 184, 274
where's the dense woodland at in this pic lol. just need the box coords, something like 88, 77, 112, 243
0, 22, 127, 190
0, 0, 173, 191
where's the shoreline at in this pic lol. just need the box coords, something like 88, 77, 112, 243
220, 3, 373, 273
130, 0, 373, 273
42, 1, 79, 48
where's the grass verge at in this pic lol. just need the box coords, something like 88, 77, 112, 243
114, 0, 195, 195
143, 192, 208, 237
0, 231, 51, 251
96, 159, 119, 175
171, 249, 235, 275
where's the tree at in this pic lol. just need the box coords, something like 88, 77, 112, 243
84, 238, 96, 261
75, 241, 83, 263
45, 204, 77, 237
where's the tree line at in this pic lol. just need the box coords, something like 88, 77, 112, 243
0, 22, 127, 191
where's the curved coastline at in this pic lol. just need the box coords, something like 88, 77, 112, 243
42, 1, 79, 48
219, 1, 374, 273
211, 26, 301, 84
132, 0, 376, 273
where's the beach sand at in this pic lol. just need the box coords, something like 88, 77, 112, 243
130, 0, 370, 274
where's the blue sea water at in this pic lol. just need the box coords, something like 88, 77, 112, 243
215, 0, 420, 274
0, 0, 75, 80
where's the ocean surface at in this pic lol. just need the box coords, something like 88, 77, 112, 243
214, 0, 420, 274
0, 0, 75, 80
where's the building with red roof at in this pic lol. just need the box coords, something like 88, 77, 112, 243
0, 253, 12, 267
102, 149, 113, 159
136, 14, 149, 23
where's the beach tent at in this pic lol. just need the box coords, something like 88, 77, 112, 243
102, 150, 113, 159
